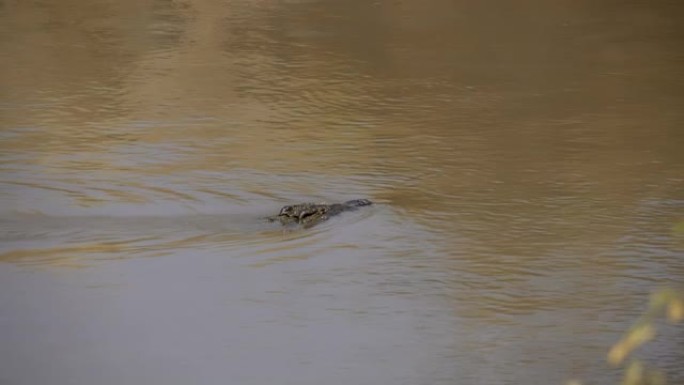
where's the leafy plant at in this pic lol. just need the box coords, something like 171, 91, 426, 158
570, 288, 683, 385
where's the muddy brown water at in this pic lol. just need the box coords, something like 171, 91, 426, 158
1, 1, 683, 384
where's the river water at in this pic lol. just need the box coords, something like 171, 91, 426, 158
1, 1, 683, 384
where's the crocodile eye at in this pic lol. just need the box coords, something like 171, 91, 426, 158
279, 206, 294, 216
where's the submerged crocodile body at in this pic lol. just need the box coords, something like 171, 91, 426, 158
268, 199, 372, 227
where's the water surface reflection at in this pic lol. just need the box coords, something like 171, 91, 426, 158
1, 0, 683, 384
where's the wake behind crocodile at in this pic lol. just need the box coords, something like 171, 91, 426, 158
1, 198, 374, 240
0, 200, 376, 265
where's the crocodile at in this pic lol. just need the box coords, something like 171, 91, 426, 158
268, 199, 372, 227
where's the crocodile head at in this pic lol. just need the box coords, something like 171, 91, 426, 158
277, 203, 329, 223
